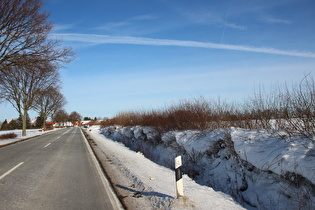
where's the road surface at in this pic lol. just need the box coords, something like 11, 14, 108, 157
0, 127, 121, 210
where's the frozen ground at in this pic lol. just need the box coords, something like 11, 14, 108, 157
0, 129, 47, 146
98, 125, 315, 209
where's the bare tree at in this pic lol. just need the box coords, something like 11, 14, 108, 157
68, 111, 82, 126
0, 0, 74, 135
53, 109, 68, 127
33, 86, 67, 128
0, 61, 60, 136
0, 0, 73, 71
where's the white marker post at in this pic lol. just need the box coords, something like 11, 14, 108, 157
175, 156, 184, 198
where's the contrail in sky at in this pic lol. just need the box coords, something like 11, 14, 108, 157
51, 33, 315, 58
220, 5, 230, 44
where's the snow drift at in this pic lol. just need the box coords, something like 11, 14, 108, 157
100, 126, 315, 209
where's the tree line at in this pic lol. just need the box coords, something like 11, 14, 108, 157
0, 0, 74, 135
0, 110, 82, 130
53, 110, 82, 127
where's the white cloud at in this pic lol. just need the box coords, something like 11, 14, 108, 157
51, 33, 315, 58
53, 24, 75, 31
224, 22, 246, 30
130, 14, 158, 21
261, 15, 292, 24
180, 9, 247, 30
95, 14, 158, 31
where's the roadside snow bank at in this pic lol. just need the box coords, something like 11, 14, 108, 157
87, 126, 244, 210
231, 127, 315, 185
101, 126, 315, 209
0, 129, 46, 146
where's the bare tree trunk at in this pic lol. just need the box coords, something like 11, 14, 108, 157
22, 110, 28, 136
42, 113, 48, 130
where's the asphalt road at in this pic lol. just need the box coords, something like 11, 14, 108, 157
0, 127, 120, 210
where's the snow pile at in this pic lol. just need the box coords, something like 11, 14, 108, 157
0, 129, 45, 146
231, 128, 315, 185
100, 126, 315, 209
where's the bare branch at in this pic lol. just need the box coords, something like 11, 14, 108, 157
0, 0, 74, 71
33, 86, 67, 124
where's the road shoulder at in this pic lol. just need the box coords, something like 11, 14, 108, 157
82, 128, 151, 210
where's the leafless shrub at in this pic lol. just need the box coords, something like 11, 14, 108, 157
101, 97, 215, 131
286, 75, 315, 138
0, 132, 17, 140
101, 75, 314, 140
248, 74, 315, 138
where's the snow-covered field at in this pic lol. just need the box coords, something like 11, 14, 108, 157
96, 125, 315, 209
0, 129, 46, 146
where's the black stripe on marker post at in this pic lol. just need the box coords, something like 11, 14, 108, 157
175, 165, 182, 182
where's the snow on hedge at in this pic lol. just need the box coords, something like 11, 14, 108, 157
231, 127, 315, 185
101, 125, 315, 209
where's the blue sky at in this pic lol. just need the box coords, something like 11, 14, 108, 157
1, 0, 315, 121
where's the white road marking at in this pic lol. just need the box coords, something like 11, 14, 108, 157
0, 162, 24, 180
44, 143, 51, 148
